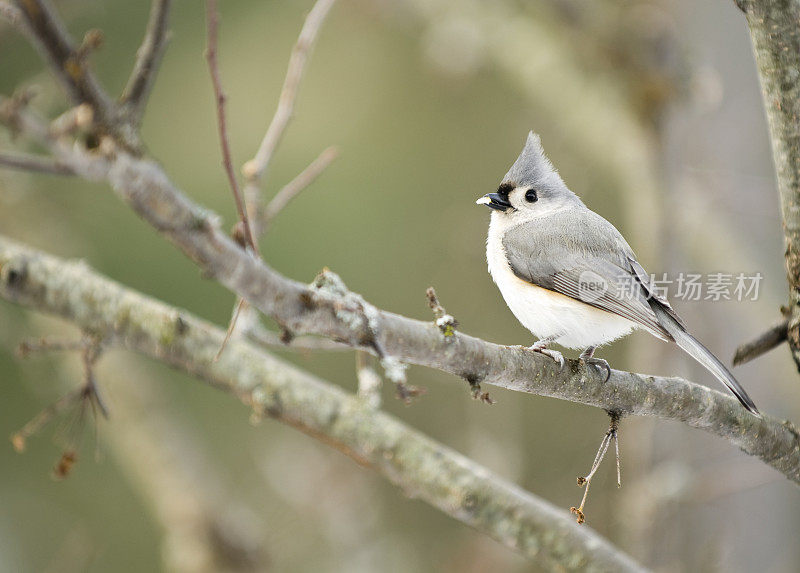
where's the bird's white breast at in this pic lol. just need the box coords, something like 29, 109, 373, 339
486, 214, 637, 349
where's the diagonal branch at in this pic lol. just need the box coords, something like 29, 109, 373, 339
0, 150, 74, 175
9, 0, 139, 152
260, 145, 338, 232
243, 0, 337, 231
120, 0, 173, 125
733, 317, 789, 366
0, 236, 644, 572
204, 0, 258, 255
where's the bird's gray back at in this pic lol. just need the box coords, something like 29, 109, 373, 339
501, 207, 679, 339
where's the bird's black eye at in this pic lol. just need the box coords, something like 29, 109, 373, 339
525, 188, 538, 203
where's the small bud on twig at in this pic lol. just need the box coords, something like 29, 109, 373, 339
426, 287, 458, 338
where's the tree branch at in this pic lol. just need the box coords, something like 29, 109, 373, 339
0, 150, 74, 175
104, 368, 269, 572
242, 0, 336, 232
736, 0, 800, 369
120, 0, 172, 125
733, 318, 789, 366
9, 0, 140, 152
0, 235, 644, 572
260, 145, 338, 231
204, 0, 258, 255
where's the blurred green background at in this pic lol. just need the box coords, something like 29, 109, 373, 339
1, 1, 799, 571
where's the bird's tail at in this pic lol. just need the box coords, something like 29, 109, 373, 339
651, 302, 760, 417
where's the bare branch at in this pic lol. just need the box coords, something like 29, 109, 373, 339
426, 286, 458, 337
17, 336, 86, 356
260, 146, 338, 231
10, 0, 139, 152
0, 150, 74, 175
204, 0, 258, 255
10, 333, 107, 469
120, 0, 173, 123
735, 0, 800, 370
0, 236, 644, 571
104, 368, 269, 572
10, 386, 84, 453
243, 0, 337, 227
733, 317, 789, 366
216, 1, 337, 356
242, 0, 336, 237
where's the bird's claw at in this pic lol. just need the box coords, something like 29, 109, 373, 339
581, 356, 611, 383
528, 345, 565, 369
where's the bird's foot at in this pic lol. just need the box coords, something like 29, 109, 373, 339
527, 341, 565, 369
578, 354, 611, 384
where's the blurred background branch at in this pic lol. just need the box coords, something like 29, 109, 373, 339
0, 236, 644, 573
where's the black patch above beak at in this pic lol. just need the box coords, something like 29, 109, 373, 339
476, 193, 512, 212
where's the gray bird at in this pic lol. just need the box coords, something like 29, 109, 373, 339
476, 132, 759, 416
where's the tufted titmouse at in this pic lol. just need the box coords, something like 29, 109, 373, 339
477, 132, 759, 416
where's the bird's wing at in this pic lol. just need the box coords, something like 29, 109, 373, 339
501, 213, 675, 340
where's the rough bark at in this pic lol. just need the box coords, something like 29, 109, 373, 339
737, 0, 800, 368
0, 236, 644, 573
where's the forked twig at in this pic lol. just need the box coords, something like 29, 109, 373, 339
571, 412, 622, 524
242, 0, 337, 208
11, 335, 109, 478
216, 0, 337, 358
121, 0, 173, 123
8, 0, 138, 151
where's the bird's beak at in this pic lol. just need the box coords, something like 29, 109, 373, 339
475, 193, 511, 212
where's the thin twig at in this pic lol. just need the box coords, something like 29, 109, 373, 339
571, 413, 621, 524
50, 104, 94, 137
243, 0, 336, 182
733, 317, 789, 366
243, 0, 337, 228
10, 386, 85, 453
425, 286, 458, 337
0, 151, 74, 175
214, 296, 245, 362
356, 350, 382, 408
81, 343, 109, 419
10, 334, 107, 463
215, 1, 336, 356
17, 337, 86, 357
204, 0, 263, 359
260, 146, 338, 230
204, 0, 259, 256
10, 0, 139, 152
120, 0, 173, 123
